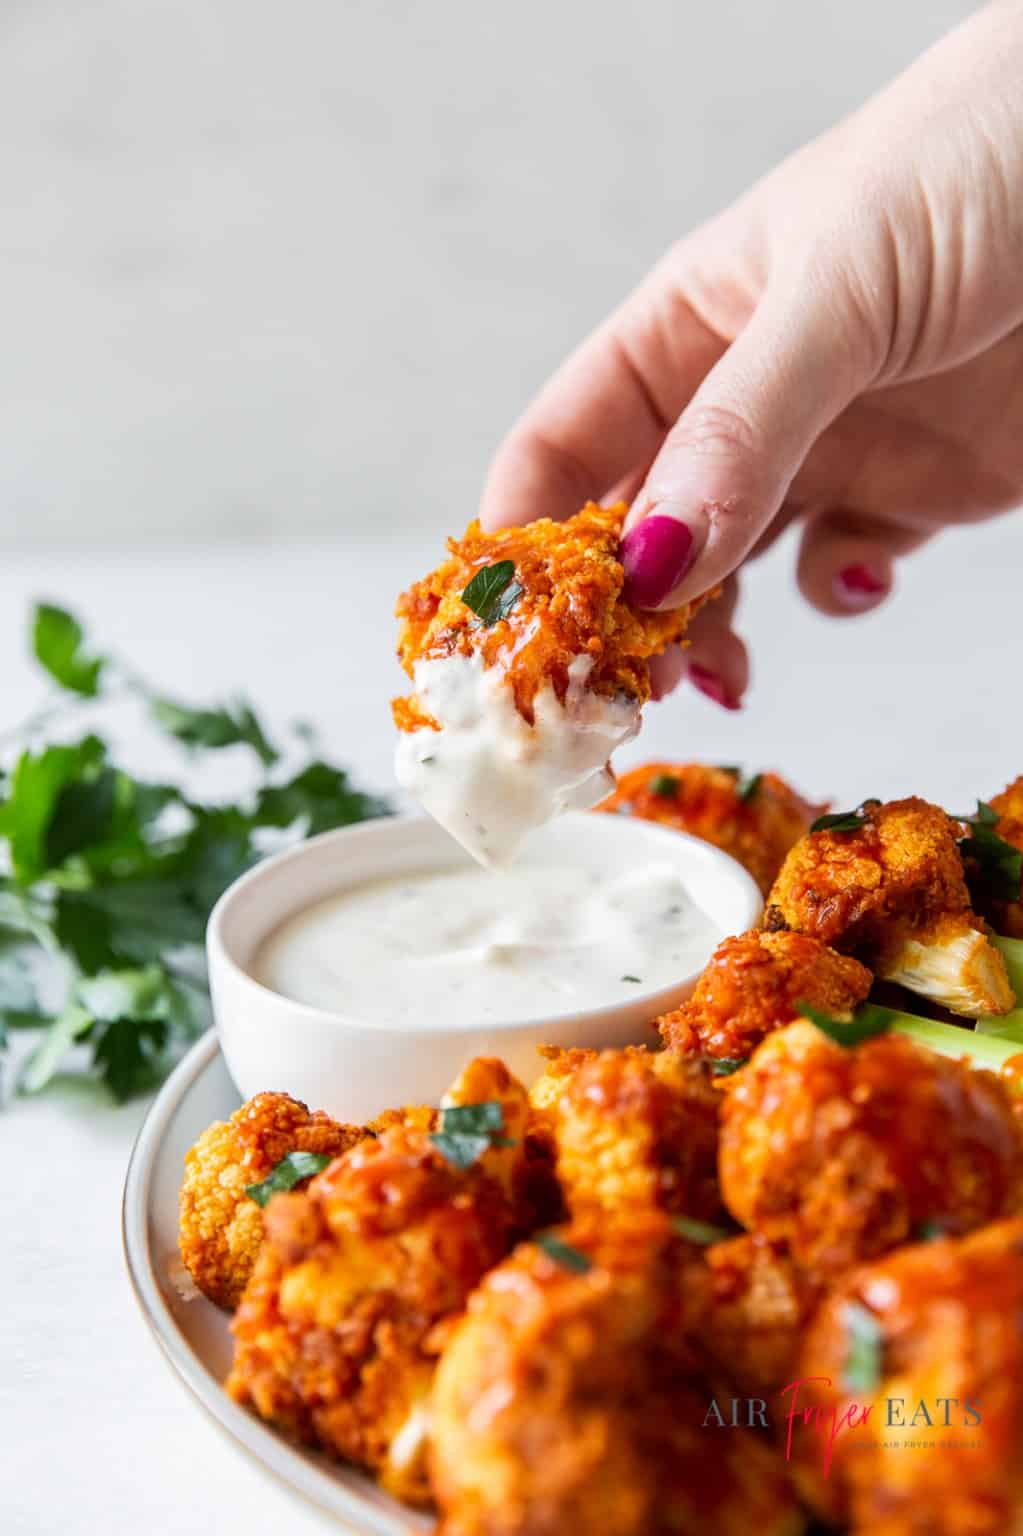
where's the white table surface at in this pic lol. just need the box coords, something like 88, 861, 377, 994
2, 515, 1022, 1534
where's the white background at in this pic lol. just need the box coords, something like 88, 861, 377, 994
1, 0, 975, 544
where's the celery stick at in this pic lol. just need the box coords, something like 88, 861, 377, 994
868, 1006, 1022, 1069
993, 935, 1023, 1001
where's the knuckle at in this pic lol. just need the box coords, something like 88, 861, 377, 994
669, 401, 763, 462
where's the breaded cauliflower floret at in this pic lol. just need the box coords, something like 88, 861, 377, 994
392, 505, 713, 862
600, 761, 823, 895
792, 1218, 1023, 1535
720, 1020, 1023, 1280
395, 504, 698, 728
688, 1233, 820, 1398
444, 1055, 562, 1230
431, 1215, 801, 1536
531, 1046, 724, 1224
179, 1091, 367, 1309
227, 1112, 523, 1505
765, 796, 1014, 1017
657, 928, 872, 1061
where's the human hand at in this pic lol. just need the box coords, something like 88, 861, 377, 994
480, 1, 1023, 707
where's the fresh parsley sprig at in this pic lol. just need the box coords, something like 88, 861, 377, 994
0, 603, 389, 1103
958, 801, 1023, 905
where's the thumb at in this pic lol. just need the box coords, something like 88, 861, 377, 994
621, 273, 878, 609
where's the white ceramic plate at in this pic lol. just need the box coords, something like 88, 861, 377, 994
121, 1030, 435, 1535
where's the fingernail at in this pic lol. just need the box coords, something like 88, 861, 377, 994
689, 663, 741, 711
622, 513, 697, 609
834, 563, 889, 610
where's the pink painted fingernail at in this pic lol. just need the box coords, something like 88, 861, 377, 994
622, 514, 697, 609
834, 563, 889, 609
689, 663, 741, 711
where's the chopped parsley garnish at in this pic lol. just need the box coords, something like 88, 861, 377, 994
649, 773, 680, 798
737, 772, 762, 803
842, 1301, 883, 1393
536, 1233, 593, 1273
246, 1151, 333, 1207
810, 807, 870, 834
621, 974, 641, 984
717, 765, 741, 777
708, 1057, 745, 1076
430, 1100, 511, 1170
797, 1001, 892, 1047
671, 1215, 733, 1246
460, 561, 523, 626
959, 801, 1023, 904
915, 1219, 947, 1242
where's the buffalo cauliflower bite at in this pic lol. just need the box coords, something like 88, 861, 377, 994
657, 928, 872, 1061
719, 1020, 1023, 1280
530, 1046, 724, 1223
689, 1233, 820, 1399
765, 796, 1014, 1017
179, 1091, 367, 1309
393, 504, 711, 863
226, 1117, 520, 1505
599, 762, 823, 895
430, 1215, 801, 1536
792, 1218, 1023, 1535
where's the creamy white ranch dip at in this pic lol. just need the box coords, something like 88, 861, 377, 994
395, 652, 640, 865
255, 854, 722, 1026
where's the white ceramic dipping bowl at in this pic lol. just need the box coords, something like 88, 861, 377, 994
207, 810, 762, 1122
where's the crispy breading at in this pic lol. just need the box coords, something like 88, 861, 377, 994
430, 1215, 800, 1536
600, 762, 823, 895
393, 503, 703, 730
766, 796, 971, 951
688, 1233, 820, 1398
657, 928, 872, 1060
178, 1092, 367, 1309
792, 1218, 1023, 1535
765, 796, 1013, 1015
719, 1021, 1023, 1280
226, 1119, 519, 1505
530, 1046, 724, 1223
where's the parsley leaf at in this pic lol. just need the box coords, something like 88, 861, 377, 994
255, 762, 391, 836
842, 1301, 883, 1393
32, 604, 105, 697
708, 1057, 745, 1076
621, 974, 641, 983
0, 738, 108, 883
797, 1001, 892, 1047
810, 808, 869, 834
431, 1100, 510, 1170
671, 1215, 733, 1245
246, 1151, 334, 1207
535, 1233, 593, 1273
960, 801, 1023, 904
737, 772, 762, 803
649, 773, 680, 798
149, 696, 279, 768
460, 562, 523, 626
